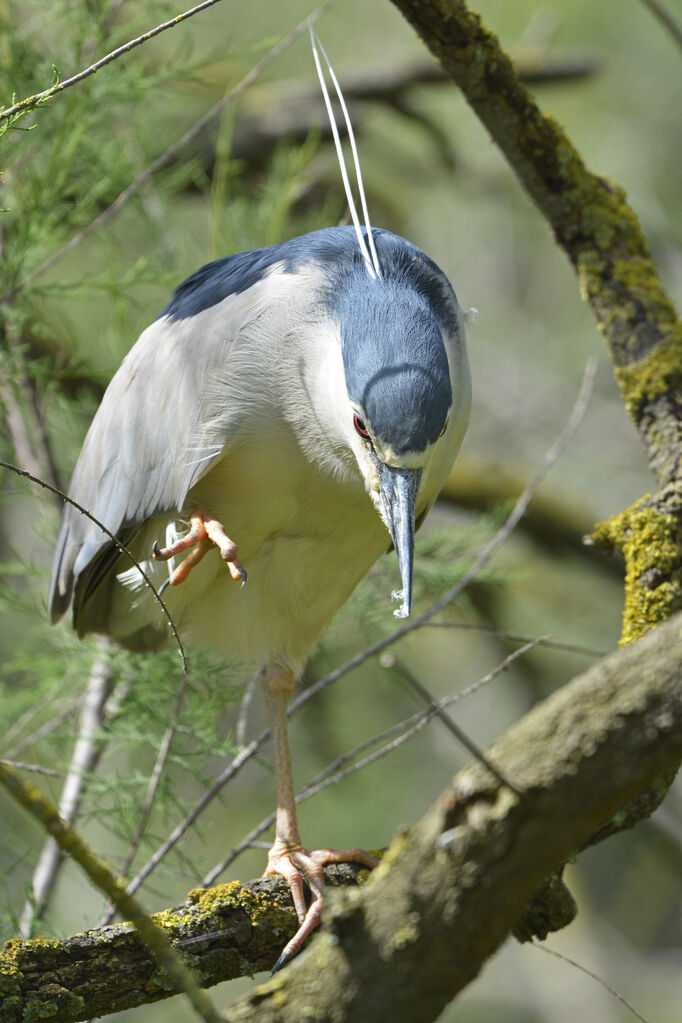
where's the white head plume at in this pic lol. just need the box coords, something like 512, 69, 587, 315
310, 27, 381, 279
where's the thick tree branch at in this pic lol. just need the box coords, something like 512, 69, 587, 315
223, 613, 681, 1023
388, 0, 682, 643
2, 615, 680, 1022
0, 865, 368, 1023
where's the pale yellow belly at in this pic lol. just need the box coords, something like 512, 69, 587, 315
107, 433, 390, 670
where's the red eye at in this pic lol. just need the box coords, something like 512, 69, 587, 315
353, 414, 370, 438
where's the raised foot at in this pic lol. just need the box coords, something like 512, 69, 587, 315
152, 507, 246, 587
265, 842, 379, 974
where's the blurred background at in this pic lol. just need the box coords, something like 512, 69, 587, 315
0, 1, 680, 1020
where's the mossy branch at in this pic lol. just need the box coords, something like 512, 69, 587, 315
388, 0, 682, 642
0, 764, 222, 1023
0, 864, 375, 1023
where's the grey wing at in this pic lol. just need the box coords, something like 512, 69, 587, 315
48, 289, 261, 630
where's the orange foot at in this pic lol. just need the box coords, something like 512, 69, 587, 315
265, 840, 379, 973
152, 508, 246, 589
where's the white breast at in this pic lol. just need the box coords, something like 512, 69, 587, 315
109, 425, 389, 670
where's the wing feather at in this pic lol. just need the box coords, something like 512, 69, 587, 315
48, 252, 295, 627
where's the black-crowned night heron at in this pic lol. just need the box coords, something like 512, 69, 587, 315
48, 39, 471, 971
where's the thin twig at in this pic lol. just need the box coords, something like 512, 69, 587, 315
0, 378, 41, 480
5, 697, 79, 758
0, 759, 61, 777
297, 641, 541, 803
235, 668, 263, 749
3, 0, 341, 304
530, 941, 650, 1023
19, 640, 115, 937
382, 653, 522, 791
639, 0, 682, 50
0, 761, 222, 1023
0, 460, 188, 674
118, 670, 189, 879
423, 622, 606, 658
0, 366, 62, 509
202, 639, 541, 885
0, 315, 63, 497
0, 0, 230, 123
97, 736, 262, 924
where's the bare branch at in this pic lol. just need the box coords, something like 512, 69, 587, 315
235, 668, 263, 749
0, 760, 61, 777
19, 641, 115, 938
423, 622, 606, 658
3, 0, 341, 304
0, 762, 223, 1023
0, 325, 62, 508
0, 0, 230, 123
0, 460, 188, 674
118, 670, 188, 879
0, 379, 41, 482
529, 942, 651, 1023
639, 0, 682, 50
380, 652, 533, 791
5, 698, 79, 759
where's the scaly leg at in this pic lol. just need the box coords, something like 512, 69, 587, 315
262, 664, 378, 973
152, 507, 246, 586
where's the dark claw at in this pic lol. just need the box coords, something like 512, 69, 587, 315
152, 539, 163, 560
158, 578, 170, 597
239, 567, 247, 589
270, 950, 291, 975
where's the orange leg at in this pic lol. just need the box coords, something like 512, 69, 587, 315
262, 664, 378, 973
152, 508, 246, 586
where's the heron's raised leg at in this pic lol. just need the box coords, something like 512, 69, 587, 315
152, 508, 246, 586
262, 664, 378, 973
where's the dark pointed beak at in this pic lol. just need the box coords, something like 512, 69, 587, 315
375, 459, 422, 618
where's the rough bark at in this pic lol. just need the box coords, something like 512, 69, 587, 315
0, 865, 364, 1023
2, 616, 680, 1023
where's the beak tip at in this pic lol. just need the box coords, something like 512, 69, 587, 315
380, 465, 421, 622
392, 589, 411, 619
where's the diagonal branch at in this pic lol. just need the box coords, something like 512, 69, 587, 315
18, 641, 115, 938
3, 612, 680, 1023
0, 0, 229, 123
388, 0, 682, 645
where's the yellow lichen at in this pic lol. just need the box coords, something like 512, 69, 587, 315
614, 321, 682, 420
592, 497, 682, 645
391, 922, 418, 950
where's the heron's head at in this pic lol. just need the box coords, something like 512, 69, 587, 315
335, 275, 460, 618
